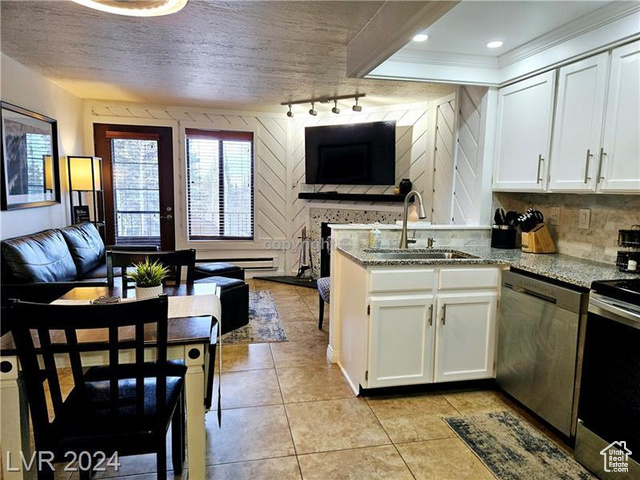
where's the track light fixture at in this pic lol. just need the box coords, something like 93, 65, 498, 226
281, 93, 365, 117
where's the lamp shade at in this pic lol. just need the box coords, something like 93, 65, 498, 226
69, 156, 102, 191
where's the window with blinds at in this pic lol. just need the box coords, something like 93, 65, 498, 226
186, 129, 254, 240
25, 133, 51, 194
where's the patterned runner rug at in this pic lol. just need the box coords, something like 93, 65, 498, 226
221, 290, 287, 344
445, 411, 596, 480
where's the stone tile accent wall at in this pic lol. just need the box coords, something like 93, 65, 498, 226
494, 192, 640, 264
308, 208, 403, 277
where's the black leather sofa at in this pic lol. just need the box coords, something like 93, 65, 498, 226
1, 223, 111, 306
1, 223, 250, 338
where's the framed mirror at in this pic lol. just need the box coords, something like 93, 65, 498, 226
1, 101, 60, 210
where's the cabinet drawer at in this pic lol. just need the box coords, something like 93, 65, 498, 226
439, 268, 499, 290
369, 269, 435, 293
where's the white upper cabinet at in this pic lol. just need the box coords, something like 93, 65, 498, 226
549, 53, 608, 192
599, 40, 640, 193
493, 71, 556, 192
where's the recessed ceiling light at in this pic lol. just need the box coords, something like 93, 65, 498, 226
71, 0, 188, 17
486, 41, 504, 49
412, 34, 429, 42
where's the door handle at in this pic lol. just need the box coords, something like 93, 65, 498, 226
428, 305, 433, 326
536, 155, 544, 184
441, 305, 446, 326
584, 149, 592, 184
160, 215, 173, 220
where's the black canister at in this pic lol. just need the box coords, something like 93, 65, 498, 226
491, 225, 517, 249
399, 179, 412, 195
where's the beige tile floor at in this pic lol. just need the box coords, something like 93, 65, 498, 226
55, 279, 569, 479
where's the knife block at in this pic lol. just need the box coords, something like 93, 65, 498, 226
521, 223, 556, 253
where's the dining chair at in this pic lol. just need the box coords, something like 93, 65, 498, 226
106, 249, 196, 289
107, 248, 220, 413
6, 296, 185, 480
317, 276, 330, 330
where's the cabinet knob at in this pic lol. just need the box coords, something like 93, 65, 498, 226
441, 305, 447, 326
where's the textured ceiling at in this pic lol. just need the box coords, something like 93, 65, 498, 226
1, 0, 453, 111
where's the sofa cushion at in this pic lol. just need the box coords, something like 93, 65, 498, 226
1, 229, 78, 283
60, 223, 106, 276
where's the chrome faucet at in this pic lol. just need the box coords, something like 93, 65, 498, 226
399, 190, 427, 248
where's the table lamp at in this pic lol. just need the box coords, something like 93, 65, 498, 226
68, 156, 105, 228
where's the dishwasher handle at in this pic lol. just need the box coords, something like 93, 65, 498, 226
506, 285, 558, 305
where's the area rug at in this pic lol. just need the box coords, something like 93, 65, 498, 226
445, 411, 596, 480
221, 290, 287, 344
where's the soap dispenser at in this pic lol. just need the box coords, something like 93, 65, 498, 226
409, 205, 420, 223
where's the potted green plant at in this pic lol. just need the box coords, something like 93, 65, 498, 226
129, 258, 170, 299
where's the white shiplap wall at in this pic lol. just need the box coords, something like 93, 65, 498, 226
431, 93, 456, 224
452, 85, 493, 226
429, 86, 495, 227
288, 105, 429, 270
85, 101, 430, 273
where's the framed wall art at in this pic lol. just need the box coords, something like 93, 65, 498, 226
1, 101, 61, 210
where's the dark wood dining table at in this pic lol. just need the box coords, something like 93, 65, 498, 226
0, 282, 220, 480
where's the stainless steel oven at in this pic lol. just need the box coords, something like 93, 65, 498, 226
575, 280, 640, 479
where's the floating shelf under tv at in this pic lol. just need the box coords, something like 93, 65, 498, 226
298, 192, 406, 203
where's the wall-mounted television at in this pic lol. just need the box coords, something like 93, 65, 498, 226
305, 121, 396, 185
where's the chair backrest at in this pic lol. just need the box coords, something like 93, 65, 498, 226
7, 297, 170, 448
107, 249, 196, 289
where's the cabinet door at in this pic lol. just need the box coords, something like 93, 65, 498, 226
549, 53, 608, 192
434, 293, 497, 383
493, 71, 555, 192
599, 40, 640, 193
367, 295, 435, 388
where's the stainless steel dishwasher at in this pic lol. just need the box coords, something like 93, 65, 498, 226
497, 270, 588, 437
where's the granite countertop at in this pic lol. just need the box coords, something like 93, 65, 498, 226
336, 245, 638, 289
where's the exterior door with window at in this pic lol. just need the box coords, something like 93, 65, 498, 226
185, 129, 254, 241
94, 124, 175, 250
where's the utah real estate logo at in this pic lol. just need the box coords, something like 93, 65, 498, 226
601, 441, 632, 473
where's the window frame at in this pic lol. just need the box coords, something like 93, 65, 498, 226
184, 127, 256, 242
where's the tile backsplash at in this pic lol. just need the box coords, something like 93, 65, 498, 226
494, 192, 640, 264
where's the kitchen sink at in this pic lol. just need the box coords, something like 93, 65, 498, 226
364, 250, 477, 260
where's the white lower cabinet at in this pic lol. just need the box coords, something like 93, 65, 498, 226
367, 295, 435, 388
359, 266, 500, 389
433, 293, 498, 383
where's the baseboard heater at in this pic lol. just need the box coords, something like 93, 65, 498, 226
197, 257, 277, 270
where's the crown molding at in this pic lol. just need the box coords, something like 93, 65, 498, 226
85, 99, 431, 121
392, 49, 499, 70
498, 1, 640, 68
